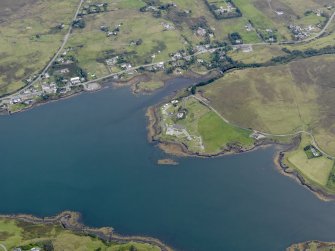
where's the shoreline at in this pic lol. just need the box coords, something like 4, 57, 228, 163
147, 103, 335, 201
1, 69, 218, 116
147, 103, 274, 158
0, 211, 173, 251
274, 146, 335, 202
287, 240, 335, 250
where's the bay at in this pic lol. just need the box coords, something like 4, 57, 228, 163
1, 83, 335, 251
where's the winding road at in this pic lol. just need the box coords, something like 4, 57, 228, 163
192, 95, 335, 160
1, 7, 334, 102
0, 0, 85, 101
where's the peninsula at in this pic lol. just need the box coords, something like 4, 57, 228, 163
0, 211, 171, 251
1, 0, 335, 249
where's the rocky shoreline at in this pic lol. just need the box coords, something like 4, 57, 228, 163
147, 103, 335, 201
1, 211, 172, 251
147, 103, 273, 158
287, 240, 335, 250
275, 139, 335, 202
1, 70, 212, 116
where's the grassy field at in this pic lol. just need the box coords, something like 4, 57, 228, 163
200, 55, 335, 155
284, 135, 334, 187
0, 218, 160, 251
157, 96, 254, 155
2, 0, 334, 97
198, 111, 254, 153
66, 1, 187, 79
136, 81, 164, 93
62, 0, 335, 80
197, 54, 335, 193
228, 44, 286, 64
0, 0, 79, 95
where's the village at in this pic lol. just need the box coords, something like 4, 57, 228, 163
1, 0, 334, 114
159, 98, 205, 153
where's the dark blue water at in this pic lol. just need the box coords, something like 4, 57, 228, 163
1, 85, 335, 251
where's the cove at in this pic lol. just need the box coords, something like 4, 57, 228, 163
1, 83, 335, 251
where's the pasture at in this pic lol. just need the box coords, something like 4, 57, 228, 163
0, 217, 160, 251
0, 0, 79, 95
200, 55, 335, 156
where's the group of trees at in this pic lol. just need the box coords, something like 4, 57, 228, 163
271, 46, 335, 64
228, 32, 242, 44
72, 18, 85, 29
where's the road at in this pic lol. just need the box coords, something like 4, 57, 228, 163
193, 94, 335, 159
2, 9, 334, 102
1, 0, 85, 101
299, 10, 335, 43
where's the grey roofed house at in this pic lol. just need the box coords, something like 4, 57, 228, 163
311, 146, 321, 157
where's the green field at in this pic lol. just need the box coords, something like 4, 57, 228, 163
0, 217, 161, 251
157, 96, 254, 155
284, 135, 334, 187
198, 111, 254, 153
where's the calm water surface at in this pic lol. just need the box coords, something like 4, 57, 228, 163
1, 83, 335, 251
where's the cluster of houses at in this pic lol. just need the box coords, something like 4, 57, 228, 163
42, 83, 57, 94
10, 97, 22, 105
288, 24, 317, 40
161, 100, 190, 139
146, 62, 165, 72
310, 146, 321, 157
229, 32, 243, 45
195, 26, 214, 38
233, 44, 253, 53
288, 24, 316, 40
139, 2, 177, 13
79, 3, 108, 16
161, 22, 175, 31
9, 85, 40, 106
205, 0, 241, 19
8, 70, 83, 107
56, 56, 74, 65
170, 50, 187, 61
214, 1, 236, 15
245, 22, 254, 32
195, 44, 211, 53
160, 98, 204, 151
100, 23, 122, 37
258, 28, 277, 42
14, 247, 41, 251
106, 56, 119, 67
304, 145, 322, 158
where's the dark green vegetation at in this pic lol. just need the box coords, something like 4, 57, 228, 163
304, 145, 322, 159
